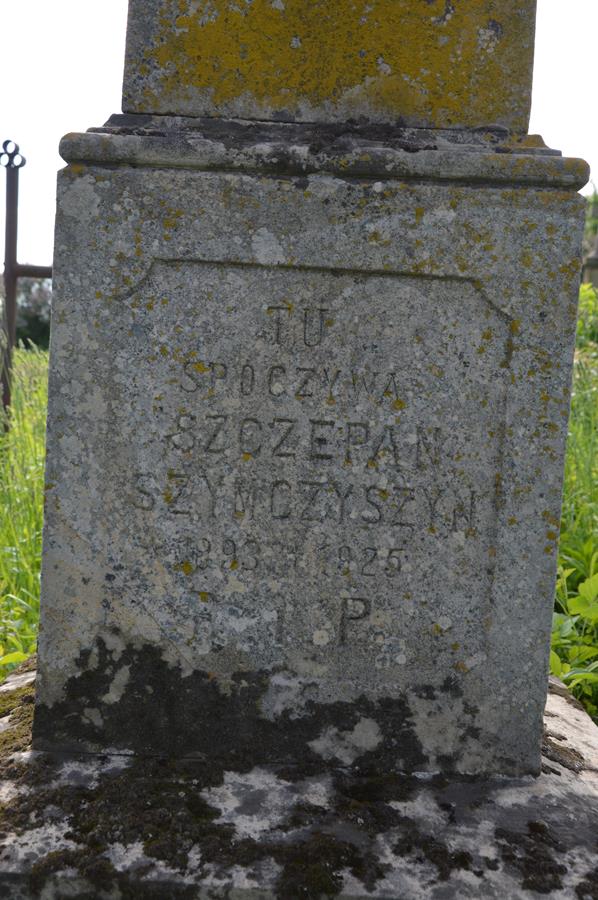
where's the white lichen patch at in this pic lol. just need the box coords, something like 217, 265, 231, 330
106, 839, 194, 883
309, 717, 382, 765
51, 754, 132, 791
221, 575, 248, 597
251, 227, 286, 265
478, 26, 502, 53
0, 779, 29, 804
421, 206, 457, 227
0, 715, 13, 734
389, 789, 450, 831
82, 706, 104, 729
407, 692, 482, 773
105, 840, 148, 872
100, 664, 131, 705
312, 628, 331, 646
100, 629, 129, 661
376, 56, 392, 75
60, 175, 101, 223
260, 672, 318, 720
10, 750, 44, 765
202, 768, 331, 840
0, 823, 78, 871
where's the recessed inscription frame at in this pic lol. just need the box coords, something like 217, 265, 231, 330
102, 257, 508, 679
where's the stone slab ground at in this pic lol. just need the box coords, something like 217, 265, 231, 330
1, 663, 597, 898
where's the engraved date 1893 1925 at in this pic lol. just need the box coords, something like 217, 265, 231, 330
173, 536, 407, 581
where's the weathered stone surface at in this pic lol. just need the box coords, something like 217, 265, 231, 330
33, 122, 587, 775
122, 0, 537, 130
4, 667, 598, 898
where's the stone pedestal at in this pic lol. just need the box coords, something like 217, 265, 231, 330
33, 117, 587, 776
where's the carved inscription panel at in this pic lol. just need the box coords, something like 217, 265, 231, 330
108, 262, 509, 676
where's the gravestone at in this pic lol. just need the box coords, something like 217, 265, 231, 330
34, 0, 588, 779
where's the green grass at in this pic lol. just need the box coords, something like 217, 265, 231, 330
550, 284, 598, 719
0, 346, 48, 675
0, 297, 598, 722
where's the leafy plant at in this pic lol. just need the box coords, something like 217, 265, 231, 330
552, 567, 598, 719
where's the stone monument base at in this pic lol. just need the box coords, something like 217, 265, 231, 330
1, 663, 597, 899
36, 119, 588, 778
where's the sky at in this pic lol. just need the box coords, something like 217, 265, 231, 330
1, 0, 597, 266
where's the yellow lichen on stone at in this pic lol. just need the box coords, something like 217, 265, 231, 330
124, 0, 536, 129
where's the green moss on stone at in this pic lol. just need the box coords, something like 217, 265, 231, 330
0, 683, 35, 757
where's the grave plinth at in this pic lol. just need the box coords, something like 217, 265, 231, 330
33, 0, 588, 779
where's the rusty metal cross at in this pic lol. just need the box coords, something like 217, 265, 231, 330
1, 140, 52, 411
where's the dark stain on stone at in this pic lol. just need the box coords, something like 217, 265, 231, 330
275, 831, 388, 898
334, 770, 418, 805
487, 19, 504, 39
4, 749, 392, 899
1, 717, 597, 899
495, 820, 567, 893
100, 114, 512, 163
464, 724, 482, 742
576, 863, 598, 899
438, 799, 457, 824
29, 848, 197, 900
413, 683, 436, 700
432, 1, 456, 26
441, 674, 463, 698
0, 664, 593, 897
33, 635, 430, 773
394, 824, 473, 881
